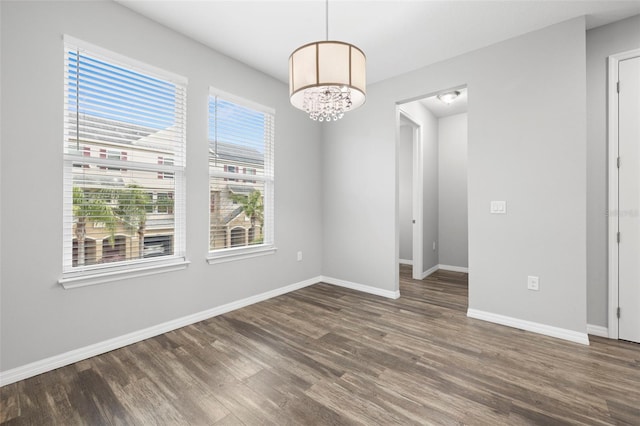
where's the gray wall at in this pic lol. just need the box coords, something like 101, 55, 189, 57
398, 125, 413, 262
0, 1, 323, 371
400, 102, 439, 274
585, 15, 640, 327
438, 113, 468, 268
323, 18, 588, 333
2, 0, 620, 375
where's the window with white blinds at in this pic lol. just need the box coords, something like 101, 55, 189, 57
208, 90, 275, 258
62, 37, 187, 283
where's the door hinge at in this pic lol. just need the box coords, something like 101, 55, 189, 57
617, 232, 621, 243
617, 307, 620, 318
617, 81, 620, 93
617, 157, 621, 169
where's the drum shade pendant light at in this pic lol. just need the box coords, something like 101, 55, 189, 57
289, 0, 366, 121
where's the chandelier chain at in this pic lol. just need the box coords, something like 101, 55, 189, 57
325, 0, 329, 41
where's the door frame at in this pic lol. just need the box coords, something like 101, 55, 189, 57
397, 109, 424, 280
607, 48, 640, 339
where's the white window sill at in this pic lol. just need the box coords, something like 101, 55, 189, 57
59, 258, 190, 289
207, 245, 277, 265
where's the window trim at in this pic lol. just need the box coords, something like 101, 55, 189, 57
206, 244, 277, 265
61, 36, 188, 287
59, 258, 190, 289
207, 88, 275, 263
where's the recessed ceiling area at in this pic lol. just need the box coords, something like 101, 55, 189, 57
115, 1, 640, 85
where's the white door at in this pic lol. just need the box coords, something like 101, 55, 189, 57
398, 111, 424, 281
618, 55, 640, 343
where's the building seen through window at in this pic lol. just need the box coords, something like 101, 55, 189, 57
209, 94, 275, 253
63, 40, 186, 275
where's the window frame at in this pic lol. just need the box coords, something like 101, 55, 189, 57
60, 36, 189, 288
157, 156, 175, 180
207, 88, 276, 264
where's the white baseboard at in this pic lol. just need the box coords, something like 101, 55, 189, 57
421, 264, 467, 279
421, 264, 439, 279
467, 309, 590, 345
399, 259, 413, 266
321, 276, 400, 300
438, 264, 469, 273
586, 324, 609, 338
0, 276, 322, 387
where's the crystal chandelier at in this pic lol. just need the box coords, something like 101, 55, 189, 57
289, 1, 366, 122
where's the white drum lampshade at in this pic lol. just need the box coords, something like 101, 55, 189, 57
289, 40, 366, 121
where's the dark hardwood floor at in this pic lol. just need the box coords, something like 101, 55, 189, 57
2, 265, 639, 425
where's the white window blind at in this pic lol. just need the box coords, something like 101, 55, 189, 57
208, 90, 275, 254
62, 37, 187, 280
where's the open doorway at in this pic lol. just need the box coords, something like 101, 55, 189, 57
397, 86, 468, 281
398, 112, 423, 280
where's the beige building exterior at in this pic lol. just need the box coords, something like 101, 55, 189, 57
70, 115, 265, 267
209, 141, 265, 251
70, 117, 178, 266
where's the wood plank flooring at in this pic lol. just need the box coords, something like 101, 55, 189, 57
1, 265, 639, 425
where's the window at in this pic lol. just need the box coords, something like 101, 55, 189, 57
223, 164, 238, 182
61, 36, 188, 287
244, 168, 257, 183
156, 192, 174, 214
157, 156, 174, 179
142, 192, 174, 214
99, 149, 127, 171
73, 146, 92, 168
208, 90, 275, 262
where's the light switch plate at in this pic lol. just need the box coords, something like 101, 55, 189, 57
491, 201, 507, 214
527, 276, 539, 291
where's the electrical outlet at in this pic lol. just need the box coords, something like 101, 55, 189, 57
297, 251, 303, 261
527, 276, 539, 291
491, 201, 507, 214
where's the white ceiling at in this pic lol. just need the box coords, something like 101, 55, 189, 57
116, 1, 640, 85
